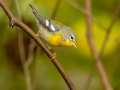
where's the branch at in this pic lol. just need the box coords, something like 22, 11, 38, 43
0, 0, 76, 90
64, 0, 107, 31
83, 4, 120, 90
14, 0, 33, 90
84, 0, 113, 90
100, 5, 120, 56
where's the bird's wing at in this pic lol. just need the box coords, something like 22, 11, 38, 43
30, 4, 59, 32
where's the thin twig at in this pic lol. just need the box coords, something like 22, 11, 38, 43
100, 5, 120, 56
17, 32, 26, 63
83, 4, 120, 90
63, 0, 107, 30
14, 0, 33, 90
27, 40, 38, 90
84, 0, 113, 90
26, 39, 36, 67
83, 68, 93, 90
0, 0, 76, 90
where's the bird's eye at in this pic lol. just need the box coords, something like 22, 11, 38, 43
70, 36, 74, 40
69, 34, 75, 41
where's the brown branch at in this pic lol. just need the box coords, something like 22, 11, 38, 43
18, 32, 33, 90
83, 66, 94, 90
27, 40, 37, 90
100, 5, 120, 56
0, 0, 76, 90
84, 0, 113, 90
83, 4, 120, 90
14, 0, 33, 90
18, 32, 26, 63
26, 39, 36, 67
18, 32, 34, 90
64, 0, 107, 31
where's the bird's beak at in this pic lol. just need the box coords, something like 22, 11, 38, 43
72, 41, 77, 48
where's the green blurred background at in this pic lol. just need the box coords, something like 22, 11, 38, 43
0, 0, 120, 90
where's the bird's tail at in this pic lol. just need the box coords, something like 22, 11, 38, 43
29, 4, 40, 20
29, 4, 46, 25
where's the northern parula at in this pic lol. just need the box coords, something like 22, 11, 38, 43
30, 4, 77, 48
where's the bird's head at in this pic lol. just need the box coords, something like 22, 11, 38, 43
62, 27, 77, 48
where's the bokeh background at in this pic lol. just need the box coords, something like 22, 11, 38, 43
0, 0, 120, 90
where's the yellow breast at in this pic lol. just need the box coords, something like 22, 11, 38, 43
48, 33, 63, 46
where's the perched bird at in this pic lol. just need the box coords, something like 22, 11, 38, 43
30, 4, 77, 48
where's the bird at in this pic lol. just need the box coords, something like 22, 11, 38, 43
29, 4, 77, 48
